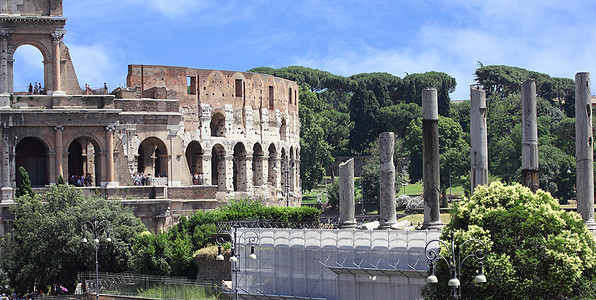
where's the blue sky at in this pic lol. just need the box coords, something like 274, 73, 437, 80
12, 0, 596, 99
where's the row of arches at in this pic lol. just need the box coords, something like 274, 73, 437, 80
185, 140, 298, 192
13, 135, 298, 193
13, 136, 168, 187
209, 111, 289, 141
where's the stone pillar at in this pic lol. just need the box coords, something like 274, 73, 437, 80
225, 154, 234, 192
54, 126, 64, 180
575, 72, 596, 229
378, 132, 397, 229
50, 32, 65, 95
246, 152, 254, 192
470, 85, 488, 194
0, 32, 10, 107
202, 153, 211, 185
422, 88, 442, 230
104, 125, 116, 187
521, 79, 539, 192
339, 158, 356, 228
1, 126, 12, 201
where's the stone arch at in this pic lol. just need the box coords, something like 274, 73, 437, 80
267, 143, 277, 185
290, 146, 295, 192
10, 42, 50, 94
15, 137, 49, 187
211, 144, 226, 191
185, 141, 203, 185
281, 147, 288, 193
233, 142, 247, 192
210, 111, 225, 137
137, 137, 168, 177
67, 136, 101, 186
252, 142, 264, 186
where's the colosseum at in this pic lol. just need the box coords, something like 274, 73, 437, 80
0, 0, 301, 233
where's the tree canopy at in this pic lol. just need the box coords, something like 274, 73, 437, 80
0, 184, 145, 295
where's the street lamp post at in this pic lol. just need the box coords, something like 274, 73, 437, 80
425, 232, 488, 299
81, 220, 112, 300
216, 222, 259, 300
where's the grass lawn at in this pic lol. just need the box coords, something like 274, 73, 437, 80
401, 181, 465, 197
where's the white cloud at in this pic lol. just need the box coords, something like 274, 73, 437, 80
67, 42, 125, 90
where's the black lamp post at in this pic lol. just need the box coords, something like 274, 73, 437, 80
216, 223, 259, 300
425, 232, 488, 299
81, 220, 111, 300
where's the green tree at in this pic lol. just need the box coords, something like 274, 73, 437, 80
300, 88, 334, 190
402, 72, 456, 110
404, 116, 469, 198
0, 184, 145, 294
423, 182, 596, 299
15, 166, 34, 198
378, 103, 422, 138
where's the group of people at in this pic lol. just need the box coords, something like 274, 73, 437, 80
69, 174, 93, 187
84, 82, 109, 95
26, 82, 45, 95
131, 172, 166, 186
192, 173, 204, 185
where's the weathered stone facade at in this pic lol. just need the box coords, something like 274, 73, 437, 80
0, 0, 301, 233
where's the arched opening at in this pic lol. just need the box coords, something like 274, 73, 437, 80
267, 144, 277, 185
137, 137, 168, 179
211, 145, 226, 191
210, 112, 225, 137
290, 146, 295, 192
15, 137, 49, 187
12, 44, 46, 95
280, 118, 287, 141
281, 148, 287, 193
185, 141, 204, 185
252, 143, 264, 186
67, 137, 100, 186
233, 143, 247, 191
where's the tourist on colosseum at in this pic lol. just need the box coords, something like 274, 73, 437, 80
33, 82, 39, 95
27, 83, 32, 95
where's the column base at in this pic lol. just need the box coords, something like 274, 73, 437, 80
49, 91, 66, 96
101, 182, 119, 188
1, 186, 13, 202
338, 221, 357, 229
0, 93, 10, 108
377, 220, 397, 230
421, 221, 444, 230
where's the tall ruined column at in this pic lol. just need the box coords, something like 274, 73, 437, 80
1, 126, 13, 201
378, 132, 397, 229
0, 32, 10, 107
339, 158, 356, 228
54, 126, 64, 180
521, 79, 539, 192
575, 72, 596, 229
50, 32, 64, 95
422, 88, 442, 230
105, 125, 116, 187
470, 85, 488, 194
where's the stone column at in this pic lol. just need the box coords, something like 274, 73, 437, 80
339, 158, 356, 228
104, 125, 116, 187
575, 72, 596, 229
202, 151, 212, 185
470, 85, 488, 194
422, 88, 442, 230
521, 79, 539, 192
54, 126, 64, 180
225, 154, 234, 192
50, 32, 65, 95
378, 132, 397, 229
1, 126, 13, 201
245, 152, 254, 192
0, 32, 10, 107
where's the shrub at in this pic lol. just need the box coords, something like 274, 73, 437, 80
422, 182, 596, 300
